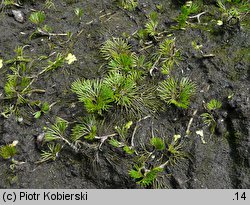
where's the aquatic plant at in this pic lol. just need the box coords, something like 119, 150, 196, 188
29, 10, 68, 39
33, 102, 50, 119
74, 7, 84, 20
39, 53, 65, 74
167, 138, 188, 166
108, 121, 135, 154
201, 112, 217, 134
157, 77, 196, 109
1, 0, 20, 7
44, 117, 69, 142
129, 165, 164, 187
150, 137, 165, 151
103, 72, 137, 108
39, 143, 61, 163
121, 0, 138, 11
44, 117, 79, 152
4, 46, 34, 105
0, 142, 17, 160
207, 99, 222, 110
29, 11, 46, 25
100, 38, 132, 60
4, 69, 31, 104
217, 0, 249, 25
44, 0, 55, 9
128, 133, 187, 187
174, 1, 199, 29
145, 12, 159, 38
71, 79, 114, 115
158, 38, 181, 75
201, 99, 222, 134
72, 72, 157, 118
71, 115, 98, 142
2, 46, 69, 118
108, 53, 137, 73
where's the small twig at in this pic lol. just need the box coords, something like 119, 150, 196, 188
131, 115, 151, 147
95, 133, 117, 150
12, 159, 25, 165
139, 44, 153, 52
20, 51, 60, 95
99, 12, 114, 20
189, 11, 207, 23
29, 89, 46, 93
60, 135, 79, 152
21, 78, 36, 94
157, 30, 170, 36
202, 54, 215, 58
186, 109, 198, 135
37, 28, 68, 37
131, 126, 138, 148
86, 20, 94, 25
49, 101, 58, 109
159, 160, 170, 169
150, 55, 161, 76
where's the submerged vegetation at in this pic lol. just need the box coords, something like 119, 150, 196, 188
0, 0, 249, 189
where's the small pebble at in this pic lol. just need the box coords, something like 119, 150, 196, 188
12, 10, 25, 23
36, 132, 45, 144
17, 116, 23, 123
36, 132, 45, 149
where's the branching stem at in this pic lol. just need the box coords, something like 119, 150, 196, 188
95, 133, 117, 150
131, 115, 151, 147
189, 11, 207, 23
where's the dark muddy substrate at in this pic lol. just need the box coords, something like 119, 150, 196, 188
0, 0, 249, 188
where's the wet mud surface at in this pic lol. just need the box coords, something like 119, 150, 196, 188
0, 0, 249, 188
